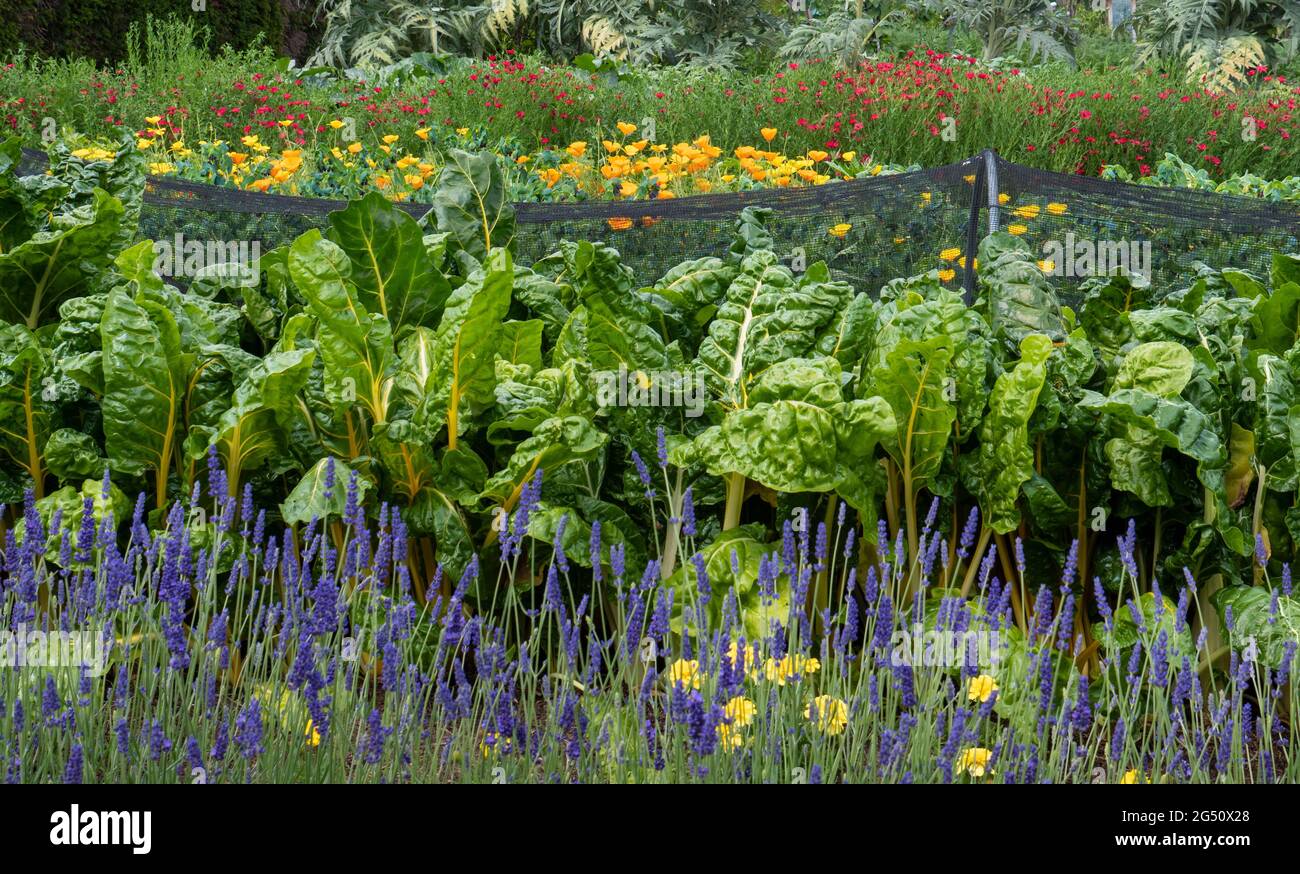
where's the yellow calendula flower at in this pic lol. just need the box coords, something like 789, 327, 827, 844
228, 152, 248, 166
1037, 259, 1056, 273
967, 675, 999, 703
278, 119, 294, 128
1046, 202, 1068, 215
566, 141, 587, 158
724, 696, 757, 728
1013, 204, 1041, 219
135, 138, 153, 150
346, 142, 363, 154
920, 191, 932, 204
538, 168, 562, 188
144, 115, 163, 125
938, 268, 956, 282
616, 121, 637, 136
726, 641, 760, 678
328, 119, 345, 129
805, 695, 848, 736
619, 181, 637, 197
963, 173, 976, 183
382, 134, 400, 145
148, 162, 176, 175
957, 747, 993, 778
997, 192, 1010, 205
828, 223, 852, 238
607, 217, 633, 230
415, 127, 430, 141
1007, 224, 1028, 236
764, 653, 820, 685
760, 127, 778, 142
456, 127, 470, 137
667, 658, 702, 690
404, 174, 424, 190
840, 150, 856, 162
939, 246, 962, 262
1120, 769, 1151, 784
720, 173, 735, 183
716, 723, 744, 750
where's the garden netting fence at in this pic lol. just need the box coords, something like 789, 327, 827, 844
17, 147, 1300, 307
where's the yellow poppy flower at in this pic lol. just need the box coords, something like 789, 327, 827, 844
967, 675, 999, 703
725, 696, 757, 728
760, 127, 777, 142
805, 695, 848, 735
957, 748, 993, 778
667, 658, 702, 690
616, 121, 637, 136
828, 223, 852, 238
1046, 202, 1068, 215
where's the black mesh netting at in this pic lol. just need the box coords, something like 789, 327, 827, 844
17, 148, 1300, 306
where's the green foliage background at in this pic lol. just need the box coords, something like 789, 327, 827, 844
0, 0, 320, 63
